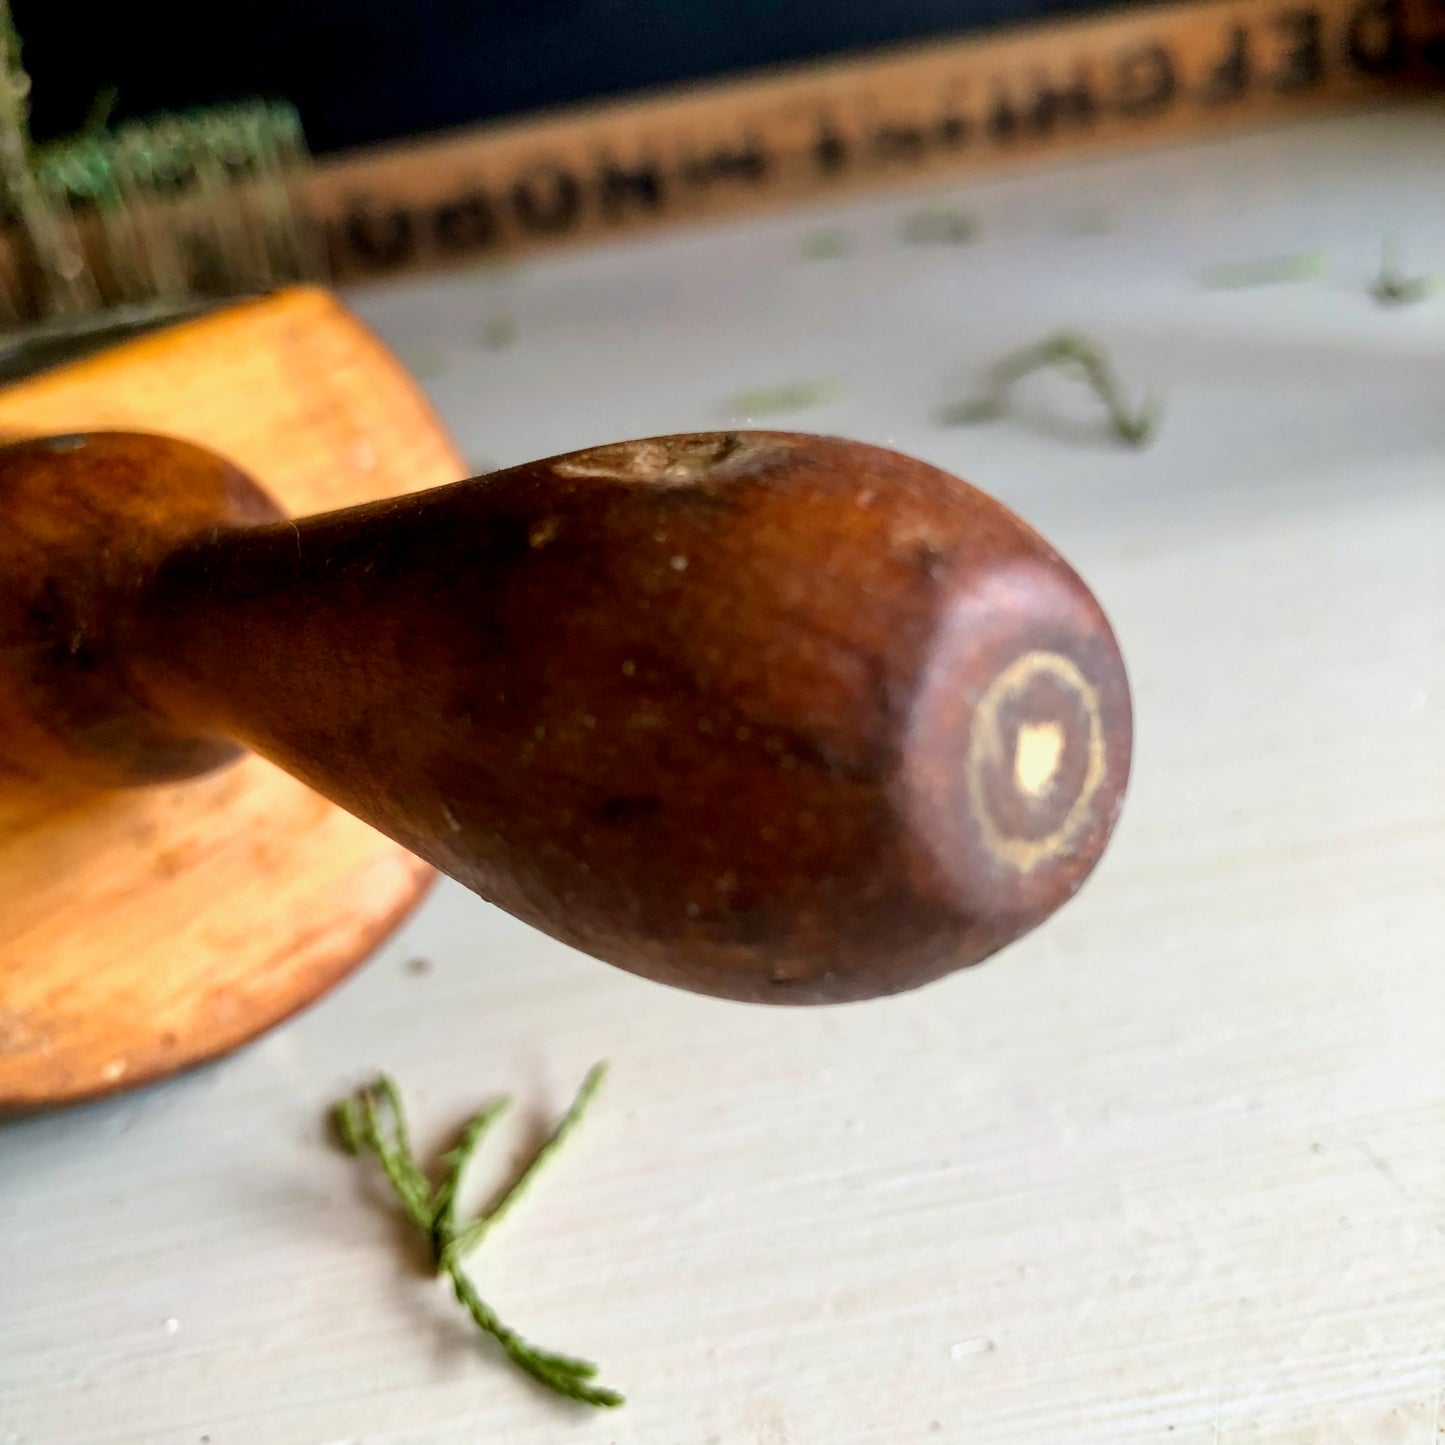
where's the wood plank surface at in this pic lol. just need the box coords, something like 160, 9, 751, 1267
1, 105, 1442, 1443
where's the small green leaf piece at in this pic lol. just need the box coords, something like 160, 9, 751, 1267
800, 228, 849, 260
1370, 236, 1438, 308
1200, 251, 1326, 289
899, 208, 976, 245
728, 379, 840, 417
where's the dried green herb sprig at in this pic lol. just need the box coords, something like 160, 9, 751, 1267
1200, 251, 1326, 289
480, 315, 518, 350
800, 228, 850, 260
1370, 236, 1438, 307
728, 378, 841, 416
939, 330, 1159, 448
332, 1063, 623, 1409
899, 207, 977, 245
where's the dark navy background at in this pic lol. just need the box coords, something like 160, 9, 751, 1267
14, 0, 1125, 154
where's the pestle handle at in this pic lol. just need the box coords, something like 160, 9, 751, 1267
0, 430, 1131, 1003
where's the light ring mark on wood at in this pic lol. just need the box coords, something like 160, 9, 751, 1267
965, 650, 1106, 872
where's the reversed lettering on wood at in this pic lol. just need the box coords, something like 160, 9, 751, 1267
308, 0, 1439, 278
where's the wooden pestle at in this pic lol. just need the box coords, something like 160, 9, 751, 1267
0, 428, 1131, 1004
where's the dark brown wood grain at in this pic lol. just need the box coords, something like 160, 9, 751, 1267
2, 428, 1132, 1005
0, 432, 283, 789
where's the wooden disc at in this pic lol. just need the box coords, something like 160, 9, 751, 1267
0, 288, 464, 1109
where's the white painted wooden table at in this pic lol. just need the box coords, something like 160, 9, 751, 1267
3, 103, 1443, 1445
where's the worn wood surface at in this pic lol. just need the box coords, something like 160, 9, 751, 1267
119, 430, 1127, 1004
1, 107, 1443, 1444
0, 289, 463, 1107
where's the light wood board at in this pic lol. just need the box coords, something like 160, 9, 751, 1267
1, 105, 1442, 1443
